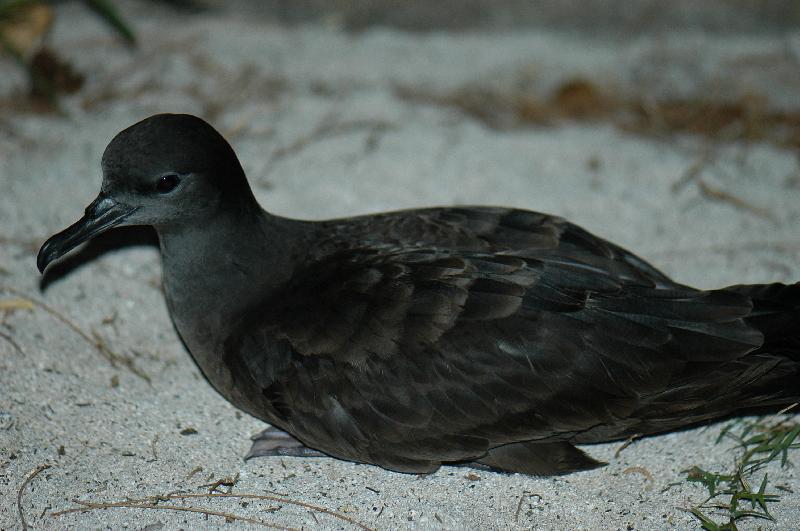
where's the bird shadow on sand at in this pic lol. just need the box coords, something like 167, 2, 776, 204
38, 226, 158, 291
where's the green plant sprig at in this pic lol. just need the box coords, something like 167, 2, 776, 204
684, 408, 799, 530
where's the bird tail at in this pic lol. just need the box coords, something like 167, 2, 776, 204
612, 282, 800, 439
726, 282, 800, 360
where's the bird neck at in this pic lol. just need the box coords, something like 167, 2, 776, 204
155, 207, 305, 353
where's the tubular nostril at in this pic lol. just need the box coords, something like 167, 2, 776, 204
85, 199, 100, 217
84, 193, 113, 218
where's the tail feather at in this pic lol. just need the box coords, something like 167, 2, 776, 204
580, 282, 799, 442
726, 282, 800, 359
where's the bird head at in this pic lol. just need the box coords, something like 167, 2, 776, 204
37, 113, 254, 274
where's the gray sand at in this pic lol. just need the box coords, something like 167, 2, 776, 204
1, 1, 799, 529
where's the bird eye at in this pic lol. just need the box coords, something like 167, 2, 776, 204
156, 173, 181, 194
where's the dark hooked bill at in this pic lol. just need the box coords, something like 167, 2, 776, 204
37, 194, 137, 273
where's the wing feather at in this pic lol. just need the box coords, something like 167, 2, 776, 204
224, 209, 767, 468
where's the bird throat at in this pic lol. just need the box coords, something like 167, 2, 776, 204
155, 209, 299, 376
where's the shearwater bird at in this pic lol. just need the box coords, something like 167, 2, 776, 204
38, 114, 800, 475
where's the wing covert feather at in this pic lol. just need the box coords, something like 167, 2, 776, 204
225, 235, 761, 462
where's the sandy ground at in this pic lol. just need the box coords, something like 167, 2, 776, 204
1, 1, 800, 529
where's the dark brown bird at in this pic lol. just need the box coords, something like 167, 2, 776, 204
37, 114, 800, 475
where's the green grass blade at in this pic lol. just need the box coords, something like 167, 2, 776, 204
81, 0, 135, 46
689, 507, 722, 531
0, 28, 25, 65
0, 0, 40, 19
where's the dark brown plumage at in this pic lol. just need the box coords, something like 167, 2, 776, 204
38, 114, 800, 475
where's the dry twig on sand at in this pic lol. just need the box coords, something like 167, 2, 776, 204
51, 491, 376, 530
696, 179, 776, 222
0, 285, 149, 382
54, 499, 298, 530
17, 464, 52, 530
